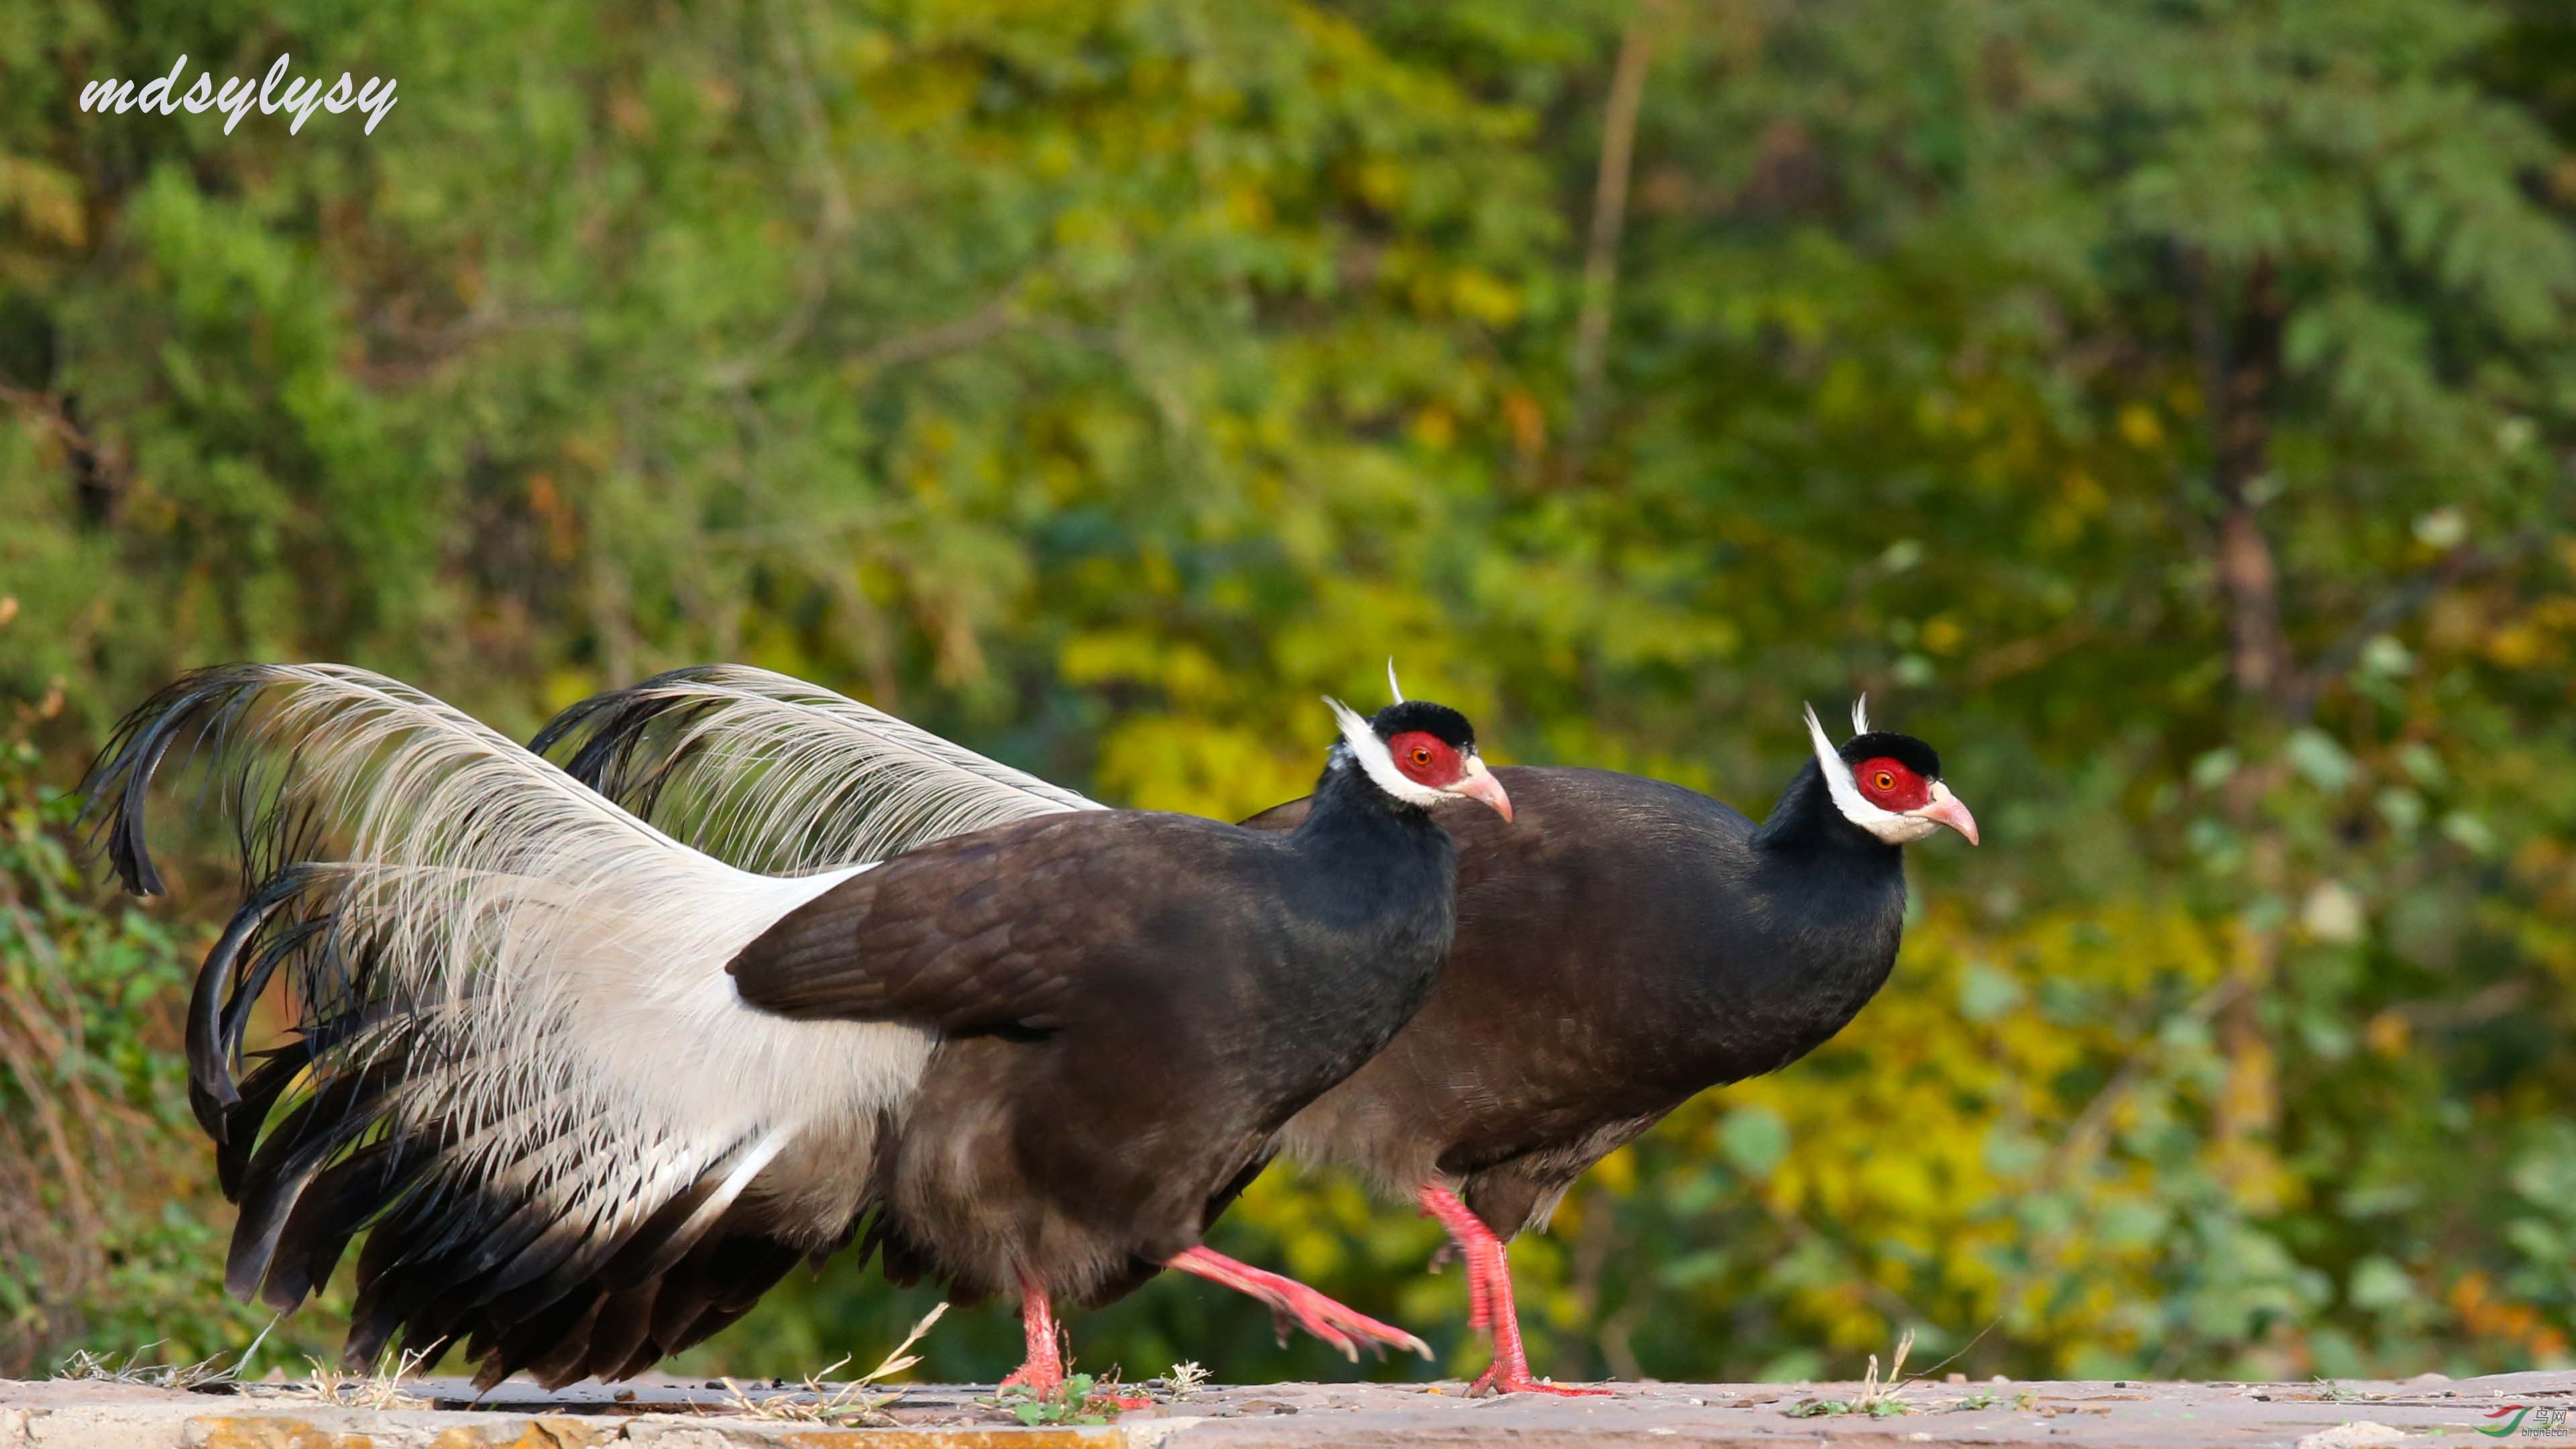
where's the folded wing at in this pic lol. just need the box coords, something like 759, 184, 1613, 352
726, 813, 1231, 1034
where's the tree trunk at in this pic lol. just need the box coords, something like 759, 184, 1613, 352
2186, 248, 2294, 1202
1562, 3, 1662, 479
2208, 256, 2293, 714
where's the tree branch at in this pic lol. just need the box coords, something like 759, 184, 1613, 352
0, 382, 85, 450
846, 290, 1025, 376
1563, 1, 1664, 475
2285, 528, 2550, 718
2194, 252, 2295, 715
0, 382, 123, 521
698, 0, 859, 391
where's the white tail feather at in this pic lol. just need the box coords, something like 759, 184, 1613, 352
537, 665, 1101, 874
107, 665, 928, 1261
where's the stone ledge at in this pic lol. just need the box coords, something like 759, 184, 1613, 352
7, 1371, 2572, 1448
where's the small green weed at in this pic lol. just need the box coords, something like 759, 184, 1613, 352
1783, 1329, 1917, 1419
995, 1371, 1133, 1426
1787, 1395, 1915, 1418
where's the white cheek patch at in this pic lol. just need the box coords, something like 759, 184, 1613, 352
1862, 812, 1940, 844
1327, 697, 1449, 808
1803, 701, 1936, 845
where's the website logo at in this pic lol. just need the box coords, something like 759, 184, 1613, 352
2480, 1406, 2572, 1437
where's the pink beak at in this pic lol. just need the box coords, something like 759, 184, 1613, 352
1447, 759, 1514, 822
1910, 781, 1978, 845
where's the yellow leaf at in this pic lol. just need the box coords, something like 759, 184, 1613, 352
2117, 403, 2164, 450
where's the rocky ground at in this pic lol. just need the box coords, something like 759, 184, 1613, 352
5, 1369, 2572, 1447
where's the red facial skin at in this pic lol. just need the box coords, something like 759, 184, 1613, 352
1388, 731, 1469, 789
1853, 757, 1931, 812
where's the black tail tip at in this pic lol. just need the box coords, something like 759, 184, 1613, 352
78, 663, 290, 898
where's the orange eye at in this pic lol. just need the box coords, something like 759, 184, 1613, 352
1412, 747, 1433, 766
1872, 771, 1895, 791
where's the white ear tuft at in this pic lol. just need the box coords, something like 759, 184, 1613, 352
1386, 658, 1405, 705
1803, 702, 1849, 783
1851, 694, 1870, 736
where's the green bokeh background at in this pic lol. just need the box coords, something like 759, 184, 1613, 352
6, 0, 2576, 1389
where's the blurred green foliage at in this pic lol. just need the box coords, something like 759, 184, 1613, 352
5, 0, 2576, 1389
0, 737, 313, 1374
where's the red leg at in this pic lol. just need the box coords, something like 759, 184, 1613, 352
1416, 1184, 1500, 1330
1416, 1184, 1612, 1397
999, 1277, 1064, 1395
1166, 1246, 1433, 1362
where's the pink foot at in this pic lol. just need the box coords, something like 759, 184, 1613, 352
1000, 1362, 1063, 1394
1001, 1277, 1066, 1395
1166, 1246, 1433, 1361
1469, 1364, 1616, 1397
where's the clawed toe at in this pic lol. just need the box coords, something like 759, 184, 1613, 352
1469, 1366, 1611, 1397
1170, 1246, 1427, 1364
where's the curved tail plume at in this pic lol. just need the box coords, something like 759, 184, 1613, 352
83, 665, 926, 1387
533, 665, 1099, 871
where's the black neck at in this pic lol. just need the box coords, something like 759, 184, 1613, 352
1292, 753, 1437, 846
1276, 749, 1459, 967
1657, 756, 1909, 1087
1751, 758, 1901, 862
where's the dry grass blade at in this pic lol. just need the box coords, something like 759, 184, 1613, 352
52, 1341, 240, 1391
859, 1299, 950, 1385
1856, 1329, 1915, 1412
257, 1348, 434, 1410
1784, 1328, 1919, 1419
51, 1317, 279, 1393
710, 1301, 949, 1426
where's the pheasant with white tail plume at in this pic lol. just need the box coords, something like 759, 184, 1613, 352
85, 664, 1512, 1389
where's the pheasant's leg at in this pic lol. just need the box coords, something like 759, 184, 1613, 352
999, 1278, 1064, 1395
1165, 1246, 1433, 1361
1415, 1183, 1500, 1330
1417, 1184, 1612, 1397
